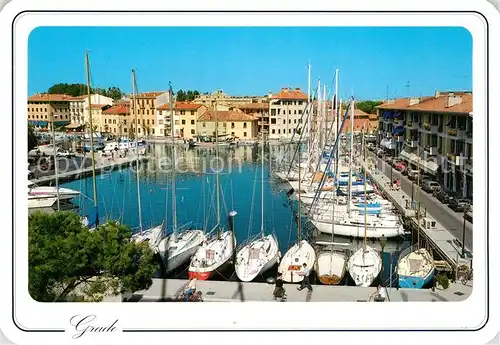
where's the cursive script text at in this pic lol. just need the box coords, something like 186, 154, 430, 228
69, 314, 118, 339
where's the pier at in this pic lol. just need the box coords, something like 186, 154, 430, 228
357, 157, 472, 272
104, 278, 472, 302
30, 154, 150, 186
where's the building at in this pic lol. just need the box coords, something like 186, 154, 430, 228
268, 88, 308, 140
196, 109, 258, 139
27, 93, 73, 130
102, 102, 130, 137
376, 91, 472, 198
193, 89, 267, 109
343, 106, 379, 133
84, 104, 112, 132
155, 102, 207, 139
236, 103, 269, 136
130, 91, 166, 137
70, 94, 113, 126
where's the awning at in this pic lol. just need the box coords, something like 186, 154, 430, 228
393, 126, 405, 135
420, 160, 439, 175
393, 111, 401, 119
381, 138, 397, 150
399, 149, 439, 175
384, 110, 394, 119
66, 122, 84, 129
54, 121, 70, 127
28, 120, 48, 127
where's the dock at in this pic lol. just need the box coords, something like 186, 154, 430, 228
104, 278, 472, 302
30, 154, 150, 186
357, 158, 472, 270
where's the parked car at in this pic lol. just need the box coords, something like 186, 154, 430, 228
419, 176, 432, 187
376, 149, 385, 158
433, 190, 452, 204
391, 158, 402, 168
385, 156, 394, 165
395, 161, 407, 172
407, 169, 419, 181
422, 181, 442, 193
448, 198, 470, 212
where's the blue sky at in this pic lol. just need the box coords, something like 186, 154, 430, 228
28, 26, 472, 100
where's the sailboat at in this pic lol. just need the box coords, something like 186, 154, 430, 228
157, 84, 205, 273
234, 129, 280, 282
397, 143, 435, 288
314, 69, 348, 285
128, 69, 163, 249
347, 112, 382, 287
188, 102, 237, 280
278, 142, 316, 283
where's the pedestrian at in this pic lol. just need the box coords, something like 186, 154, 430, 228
372, 285, 386, 302
184, 277, 197, 302
273, 273, 286, 300
297, 263, 313, 292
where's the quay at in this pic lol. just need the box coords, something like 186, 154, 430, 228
104, 278, 472, 302
30, 154, 150, 186
357, 156, 472, 271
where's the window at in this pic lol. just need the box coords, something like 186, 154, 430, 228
294, 110, 297, 115
278, 109, 281, 115
231, 132, 235, 136
191, 111, 195, 115
278, 129, 281, 134
124, 120, 127, 125
294, 119, 297, 124
203, 123, 206, 127
272, 129, 275, 134
271, 118, 276, 124
147, 110, 149, 115
289, 110, 291, 115
298, 110, 302, 114
191, 120, 195, 125
152, 129, 155, 134
124, 128, 127, 133
182, 120, 186, 125
113, 120, 116, 124
104, 119, 107, 124
36, 108, 38, 112
271, 109, 276, 116
243, 132, 247, 137
231, 122, 235, 128
113, 128, 116, 133
191, 129, 195, 134
283, 120, 285, 124
181, 110, 185, 115
243, 122, 247, 128
152, 120, 154, 125
298, 101, 303, 105
147, 119, 150, 125
289, 119, 291, 124
289, 129, 291, 134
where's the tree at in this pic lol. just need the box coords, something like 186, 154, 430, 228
176, 89, 200, 102
28, 124, 38, 151
28, 211, 157, 302
46, 83, 124, 99
355, 100, 383, 114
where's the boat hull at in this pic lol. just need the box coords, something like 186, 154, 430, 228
235, 234, 281, 282
398, 271, 434, 289
278, 240, 316, 283
397, 248, 436, 289
312, 219, 404, 238
347, 246, 382, 287
315, 250, 347, 285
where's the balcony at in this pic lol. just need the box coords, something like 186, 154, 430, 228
422, 123, 431, 131
411, 121, 419, 129
424, 146, 438, 156
447, 128, 457, 136
258, 121, 269, 126
406, 140, 418, 148
457, 128, 466, 139
431, 125, 439, 133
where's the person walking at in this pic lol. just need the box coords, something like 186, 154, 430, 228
273, 273, 286, 300
297, 263, 313, 292
184, 277, 197, 302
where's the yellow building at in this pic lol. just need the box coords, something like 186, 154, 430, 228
196, 109, 258, 139
130, 91, 165, 137
85, 104, 112, 132
156, 102, 207, 139
102, 102, 131, 137
27, 93, 72, 130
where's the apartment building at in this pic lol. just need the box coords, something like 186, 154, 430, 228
196, 109, 258, 139
376, 91, 473, 198
27, 93, 73, 130
102, 102, 130, 137
342, 106, 379, 133
85, 104, 112, 132
130, 91, 166, 137
236, 103, 269, 136
69, 94, 113, 126
155, 102, 207, 139
268, 88, 308, 140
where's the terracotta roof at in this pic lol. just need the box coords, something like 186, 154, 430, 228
156, 102, 203, 111
28, 93, 74, 102
198, 109, 257, 122
103, 104, 130, 115
86, 104, 109, 109
376, 93, 472, 113
343, 118, 377, 132
236, 103, 269, 110
133, 92, 165, 99
270, 88, 308, 100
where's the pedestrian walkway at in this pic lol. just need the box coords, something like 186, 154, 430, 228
104, 278, 472, 302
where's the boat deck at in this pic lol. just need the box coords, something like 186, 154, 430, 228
104, 278, 472, 302
358, 159, 472, 269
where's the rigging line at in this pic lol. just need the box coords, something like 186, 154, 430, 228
247, 164, 259, 238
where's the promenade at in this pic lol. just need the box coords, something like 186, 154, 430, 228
104, 278, 472, 302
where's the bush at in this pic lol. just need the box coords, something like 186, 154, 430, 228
436, 273, 449, 290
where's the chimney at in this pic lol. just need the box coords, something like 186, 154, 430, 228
409, 97, 420, 106
446, 95, 462, 108
434, 90, 440, 98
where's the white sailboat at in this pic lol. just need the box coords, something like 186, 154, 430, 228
278, 147, 316, 283
158, 84, 205, 273
235, 129, 280, 282
128, 69, 163, 250
188, 101, 237, 280
347, 106, 382, 287
314, 70, 348, 285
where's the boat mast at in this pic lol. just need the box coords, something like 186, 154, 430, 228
85, 52, 98, 223
261, 112, 265, 239
49, 93, 60, 211
132, 69, 143, 234
307, 62, 311, 155
298, 147, 302, 248
347, 97, 354, 213
215, 100, 221, 238
330, 69, 339, 247
363, 125, 367, 250
417, 140, 420, 247
169, 83, 178, 241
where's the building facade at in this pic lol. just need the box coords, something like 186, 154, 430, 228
27, 93, 73, 130
268, 88, 308, 140
193, 89, 267, 109
236, 103, 269, 136
376, 91, 472, 198
196, 109, 258, 139
102, 103, 130, 137
155, 102, 207, 139
130, 91, 166, 137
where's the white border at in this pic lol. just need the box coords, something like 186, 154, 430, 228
0, 0, 498, 344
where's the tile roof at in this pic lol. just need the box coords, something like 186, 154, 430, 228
236, 103, 269, 110
133, 92, 165, 99
103, 104, 130, 115
86, 104, 109, 109
270, 88, 308, 100
376, 93, 472, 113
28, 93, 74, 102
156, 102, 203, 111
198, 109, 257, 122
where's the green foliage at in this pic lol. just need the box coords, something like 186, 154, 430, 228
355, 101, 383, 114
436, 273, 450, 290
28, 211, 157, 302
47, 83, 124, 100
28, 124, 38, 151
176, 89, 200, 102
